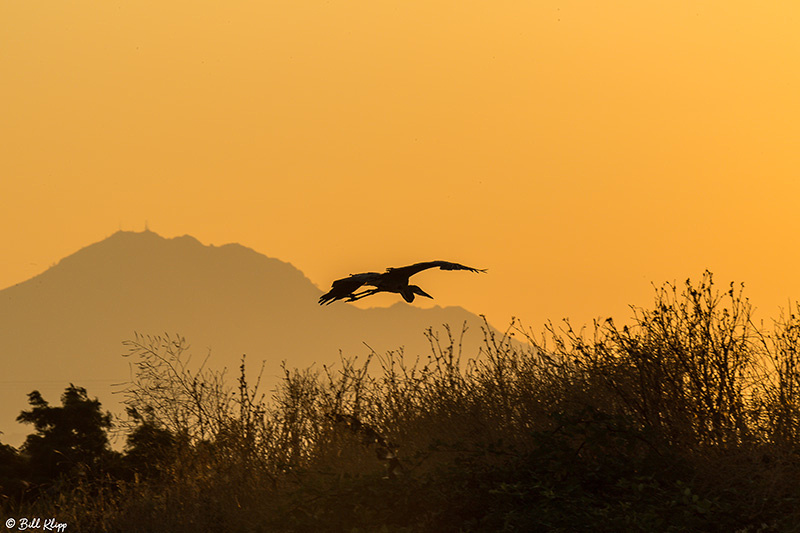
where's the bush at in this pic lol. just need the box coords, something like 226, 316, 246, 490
5, 271, 800, 531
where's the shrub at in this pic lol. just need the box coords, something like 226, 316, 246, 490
6, 271, 800, 531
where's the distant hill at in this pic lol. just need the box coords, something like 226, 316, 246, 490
0, 230, 491, 447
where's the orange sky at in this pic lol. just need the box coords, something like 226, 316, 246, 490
2, 1, 799, 331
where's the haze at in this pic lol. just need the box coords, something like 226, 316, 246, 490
2, 1, 799, 329
0, 230, 497, 447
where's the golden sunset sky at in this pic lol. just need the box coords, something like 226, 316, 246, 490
2, 1, 799, 330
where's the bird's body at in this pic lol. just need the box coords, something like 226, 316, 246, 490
319, 260, 486, 305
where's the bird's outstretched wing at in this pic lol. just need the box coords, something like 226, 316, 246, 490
385, 261, 487, 280
319, 272, 381, 305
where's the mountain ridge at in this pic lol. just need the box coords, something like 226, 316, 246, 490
0, 230, 490, 447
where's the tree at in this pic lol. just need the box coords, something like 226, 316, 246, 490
17, 384, 114, 483
123, 407, 178, 478
0, 442, 27, 504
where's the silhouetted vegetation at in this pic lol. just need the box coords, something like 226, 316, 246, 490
2, 271, 800, 531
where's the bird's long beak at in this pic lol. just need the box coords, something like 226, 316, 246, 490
413, 287, 433, 299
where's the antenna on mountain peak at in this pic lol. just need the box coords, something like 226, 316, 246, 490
144, 220, 150, 232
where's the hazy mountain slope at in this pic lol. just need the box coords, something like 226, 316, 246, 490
0, 230, 490, 447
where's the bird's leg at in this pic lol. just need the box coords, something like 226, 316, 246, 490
347, 289, 379, 301
347, 290, 371, 301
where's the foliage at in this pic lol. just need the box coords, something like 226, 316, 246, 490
15, 384, 117, 484
3, 271, 800, 531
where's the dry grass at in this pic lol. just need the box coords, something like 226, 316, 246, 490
4, 271, 800, 532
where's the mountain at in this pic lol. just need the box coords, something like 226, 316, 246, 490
0, 230, 491, 447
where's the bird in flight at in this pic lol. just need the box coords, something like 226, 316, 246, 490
319, 260, 486, 305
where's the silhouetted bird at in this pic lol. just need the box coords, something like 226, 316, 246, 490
319, 261, 486, 305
